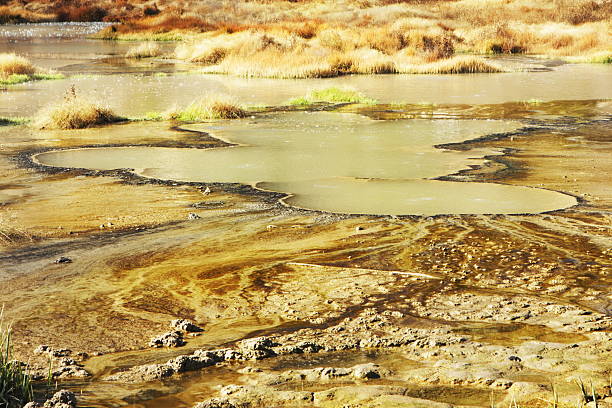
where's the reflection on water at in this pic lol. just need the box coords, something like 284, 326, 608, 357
33, 112, 577, 215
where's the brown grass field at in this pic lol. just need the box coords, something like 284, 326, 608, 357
2, 0, 611, 76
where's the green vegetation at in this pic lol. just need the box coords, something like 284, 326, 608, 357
0, 72, 65, 86
0, 53, 64, 86
0, 74, 29, 85
289, 87, 377, 106
140, 111, 165, 121
0, 117, 28, 126
1, 310, 34, 408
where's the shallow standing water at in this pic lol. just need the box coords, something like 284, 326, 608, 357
33, 112, 578, 215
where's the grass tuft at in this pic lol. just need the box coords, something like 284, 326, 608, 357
289, 87, 377, 105
396, 56, 505, 74
36, 86, 123, 129
168, 95, 247, 122
1, 307, 34, 408
0, 54, 65, 85
126, 42, 162, 58
0, 53, 35, 77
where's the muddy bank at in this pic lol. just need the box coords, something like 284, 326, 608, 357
0, 100, 610, 407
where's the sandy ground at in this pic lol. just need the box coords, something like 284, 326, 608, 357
0, 101, 610, 407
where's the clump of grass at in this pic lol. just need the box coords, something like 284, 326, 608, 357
289, 87, 377, 106
168, 95, 247, 122
126, 42, 162, 59
0, 53, 35, 77
0, 54, 64, 85
36, 86, 122, 130
0, 74, 30, 86
1, 308, 34, 408
396, 56, 505, 74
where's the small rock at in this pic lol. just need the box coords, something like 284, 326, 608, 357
34, 345, 51, 354
54, 257, 72, 264
43, 390, 77, 408
238, 336, 276, 351
508, 355, 522, 362
51, 349, 71, 358
171, 319, 203, 333
188, 213, 201, 220
238, 366, 262, 374
149, 331, 185, 348
58, 357, 78, 367
352, 363, 385, 379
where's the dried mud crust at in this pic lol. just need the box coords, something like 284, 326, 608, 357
105, 299, 611, 407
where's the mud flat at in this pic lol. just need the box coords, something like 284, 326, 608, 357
0, 94, 610, 407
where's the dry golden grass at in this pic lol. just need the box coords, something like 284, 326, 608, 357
396, 55, 505, 74
0, 5, 53, 23
0, 54, 35, 77
36, 87, 121, 130
167, 94, 247, 121
126, 42, 162, 58
2, 0, 610, 76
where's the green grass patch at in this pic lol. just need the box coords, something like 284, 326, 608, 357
587, 53, 612, 64
289, 87, 377, 106
0, 117, 28, 126
565, 52, 612, 64
0, 74, 30, 86
1, 310, 34, 408
31, 73, 65, 81
169, 98, 247, 122
138, 111, 165, 121
0, 72, 65, 86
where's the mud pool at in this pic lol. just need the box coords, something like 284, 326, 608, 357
0, 24, 611, 408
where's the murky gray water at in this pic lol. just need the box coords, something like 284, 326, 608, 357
33, 112, 577, 215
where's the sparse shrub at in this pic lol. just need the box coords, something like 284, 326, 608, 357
420, 34, 455, 61
36, 86, 122, 129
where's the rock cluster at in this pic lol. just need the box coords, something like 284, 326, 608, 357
148, 331, 185, 348
32, 346, 90, 379
170, 319, 204, 333
23, 390, 77, 408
